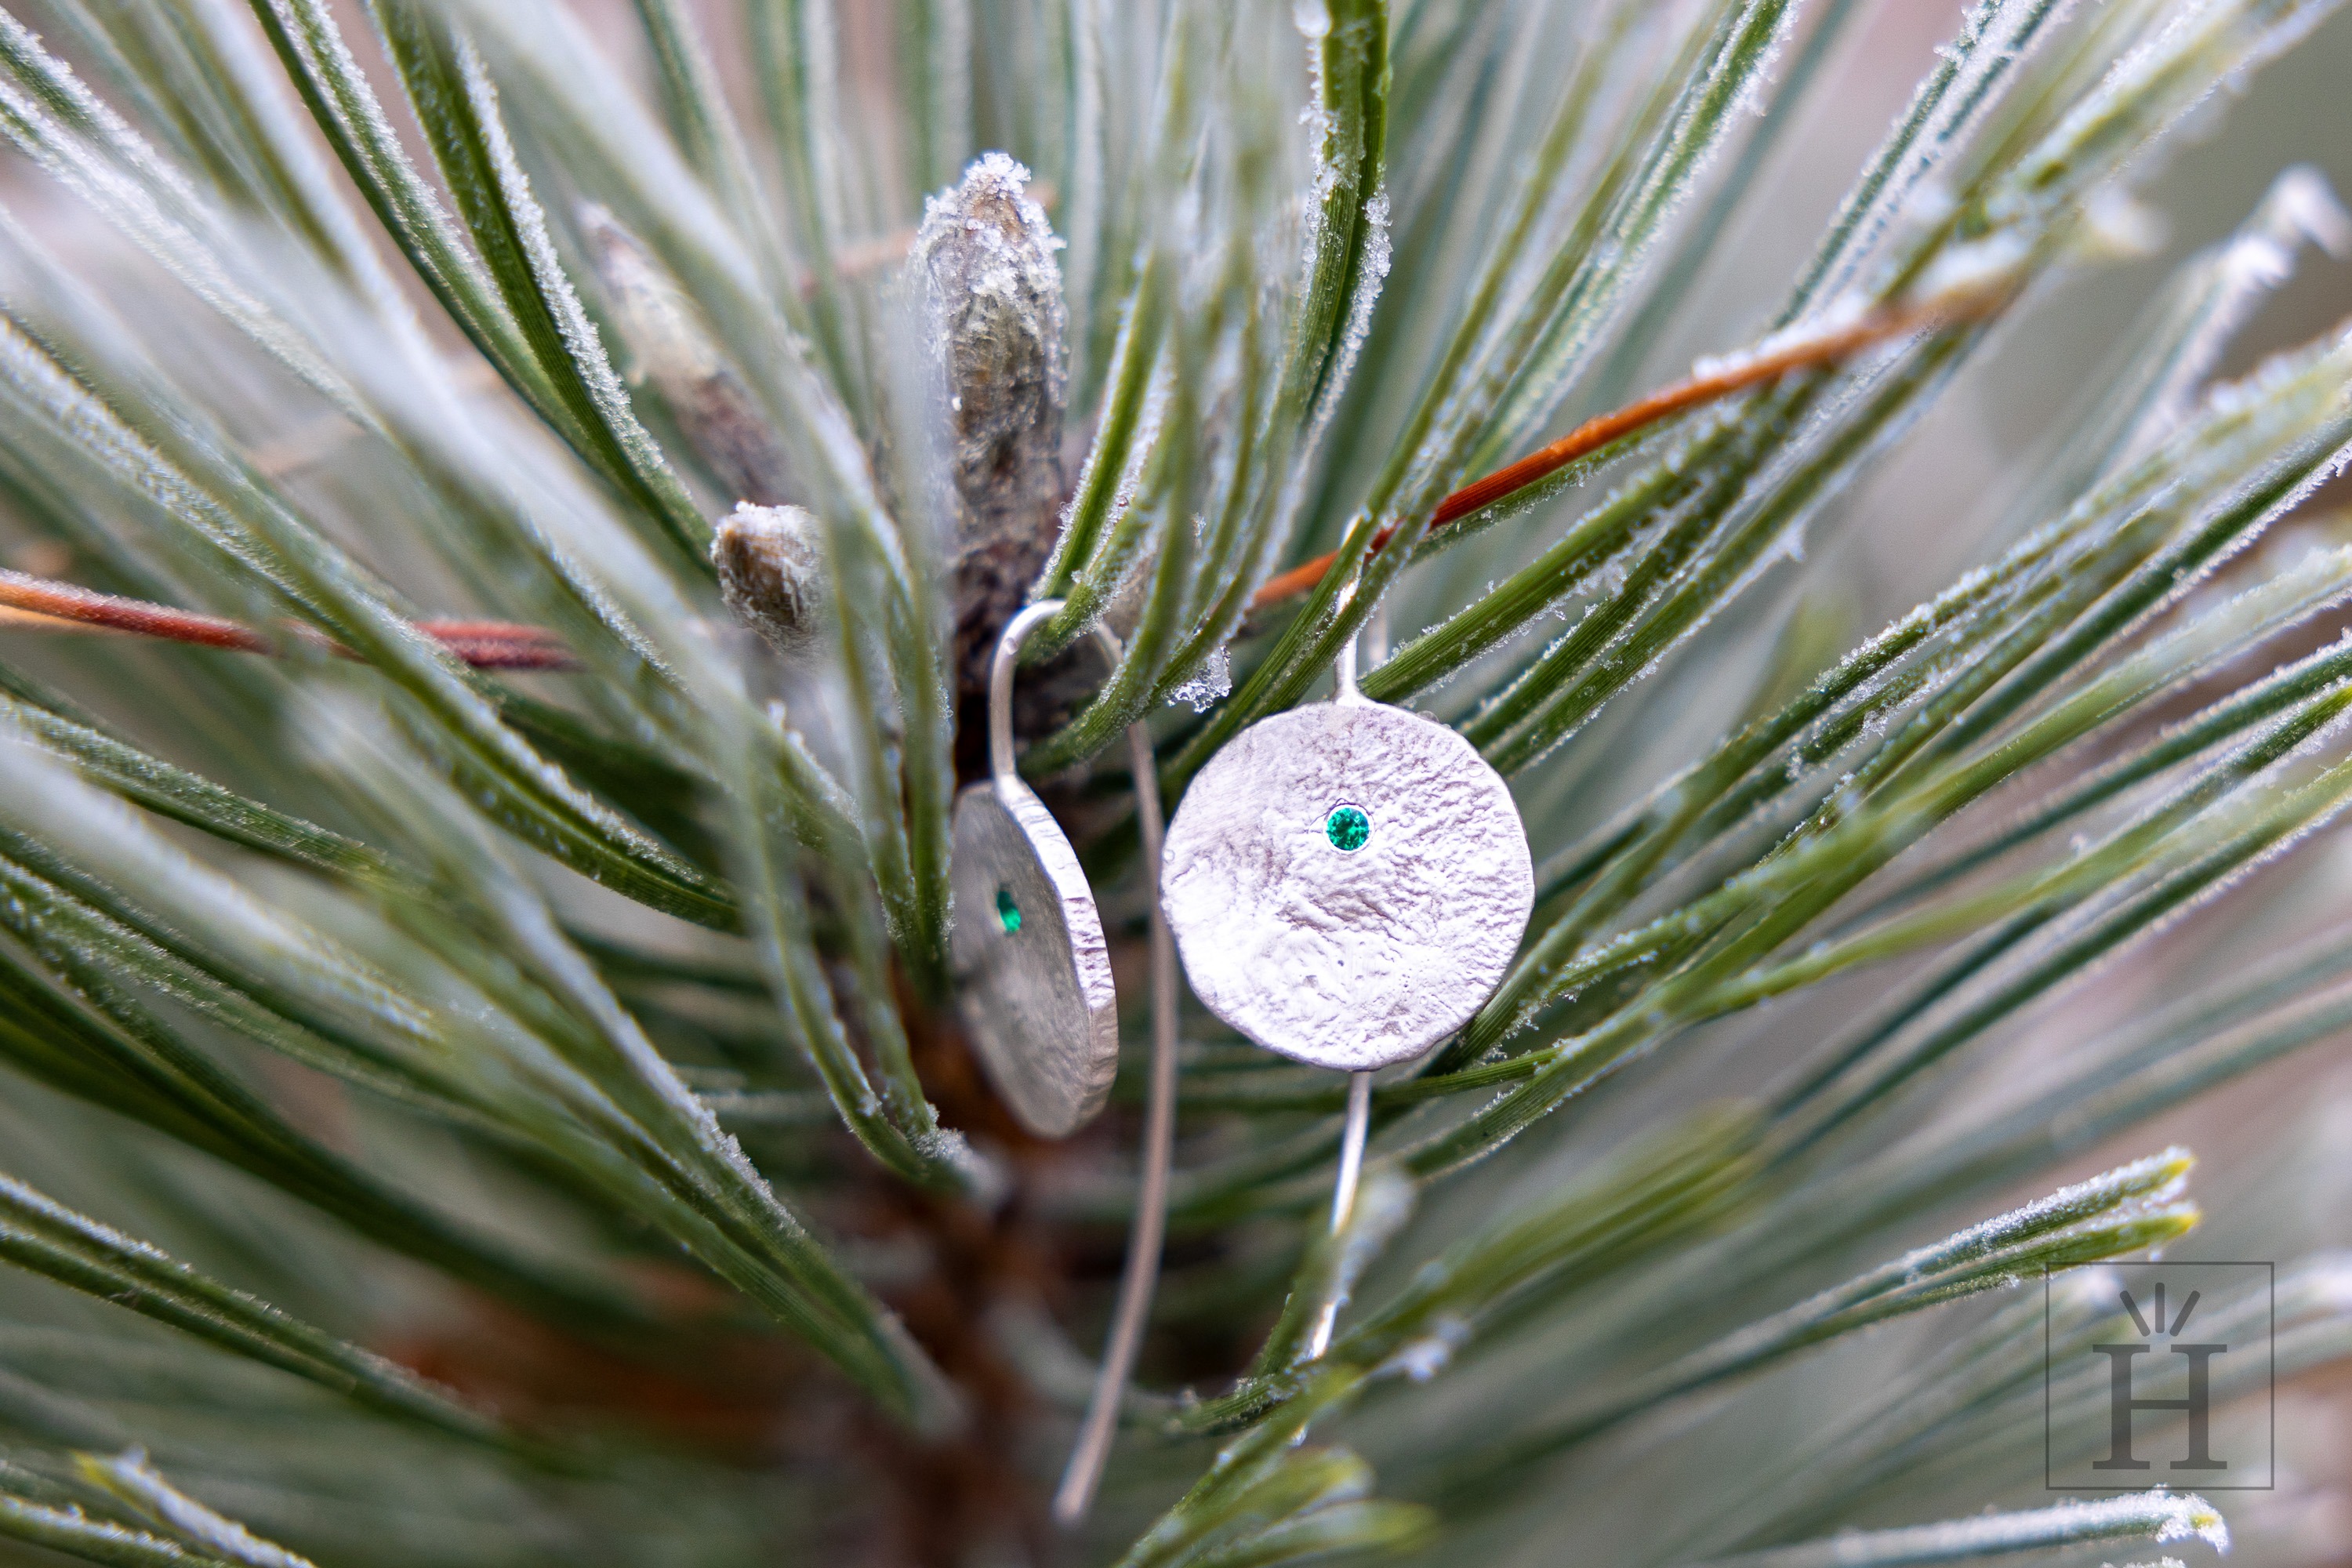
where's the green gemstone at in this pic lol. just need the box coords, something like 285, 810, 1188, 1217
996, 887, 1022, 933
1325, 804, 1370, 852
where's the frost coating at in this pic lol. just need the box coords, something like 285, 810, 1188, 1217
1306, 185, 1392, 441
1377, 1313, 1469, 1383
0, 12, 356, 412
585, 205, 792, 505
458, 39, 695, 527
713, 502, 826, 653
914, 151, 1068, 539
1160, 701, 1533, 1070
1708, 1494, 2227, 1568
1794, 0, 2074, 315
913, 152, 1071, 692
90, 1450, 317, 1568
2123, 166, 2352, 458
1170, 644, 1234, 712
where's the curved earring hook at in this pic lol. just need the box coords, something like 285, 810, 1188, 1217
986, 600, 1069, 785
982, 604, 1178, 1527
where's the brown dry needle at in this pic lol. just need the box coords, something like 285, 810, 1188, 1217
0, 570, 577, 671
1249, 295, 1991, 612
0, 298, 1975, 684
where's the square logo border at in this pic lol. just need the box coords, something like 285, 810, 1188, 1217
2045, 1259, 2274, 1492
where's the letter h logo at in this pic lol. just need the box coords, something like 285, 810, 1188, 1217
2047, 1261, 2272, 1491
2089, 1281, 2225, 1472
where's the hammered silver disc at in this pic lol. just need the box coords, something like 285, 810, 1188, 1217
1160, 700, 1533, 1071
950, 779, 1120, 1137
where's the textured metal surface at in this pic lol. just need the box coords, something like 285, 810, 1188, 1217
950, 779, 1120, 1137
1160, 699, 1533, 1071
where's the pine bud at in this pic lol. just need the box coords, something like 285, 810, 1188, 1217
583, 205, 794, 506
913, 154, 1069, 695
713, 503, 826, 655
914, 153, 1069, 543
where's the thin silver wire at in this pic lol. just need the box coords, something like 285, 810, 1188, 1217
986, 605, 1176, 1526
1306, 1068, 1374, 1358
1334, 629, 1362, 702
1363, 597, 1392, 666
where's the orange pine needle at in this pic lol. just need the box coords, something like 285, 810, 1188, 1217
1248, 299, 1966, 612
0, 569, 578, 671
0, 299, 1976, 676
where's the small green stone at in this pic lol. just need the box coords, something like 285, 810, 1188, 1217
996, 887, 1022, 933
1325, 804, 1370, 852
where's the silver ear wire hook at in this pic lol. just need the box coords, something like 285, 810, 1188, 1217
1052, 637, 1178, 1526
986, 601, 1064, 784
1310, 625, 1373, 1360
964, 603, 1174, 1527
1306, 1065, 1374, 1359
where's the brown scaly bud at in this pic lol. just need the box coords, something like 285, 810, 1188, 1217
582, 205, 795, 506
713, 503, 826, 655
911, 153, 1069, 695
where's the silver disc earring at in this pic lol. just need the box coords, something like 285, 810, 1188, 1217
950, 601, 1123, 1139
946, 602, 1178, 1526
1160, 628, 1532, 1351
